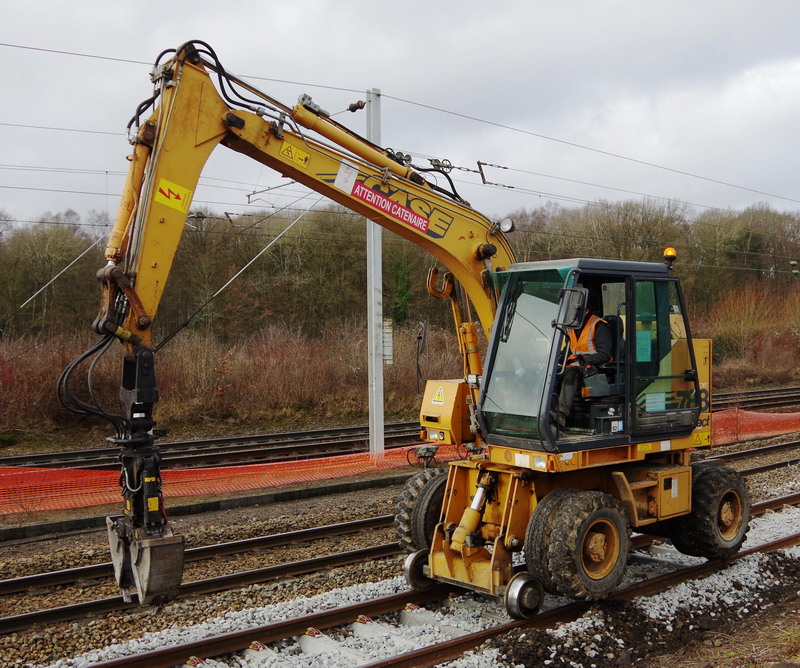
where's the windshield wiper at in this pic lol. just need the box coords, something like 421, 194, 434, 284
500, 300, 517, 343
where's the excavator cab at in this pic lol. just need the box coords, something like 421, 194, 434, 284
478, 257, 703, 452
401, 256, 731, 619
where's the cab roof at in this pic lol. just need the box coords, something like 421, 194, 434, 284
506, 257, 671, 278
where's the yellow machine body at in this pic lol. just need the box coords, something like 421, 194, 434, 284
419, 380, 471, 446
423, 262, 714, 597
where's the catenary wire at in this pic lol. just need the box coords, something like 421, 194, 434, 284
154, 194, 324, 352
1, 41, 797, 206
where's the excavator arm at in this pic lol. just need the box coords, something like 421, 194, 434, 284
67, 41, 515, 604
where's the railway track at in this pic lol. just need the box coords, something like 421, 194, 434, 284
1, 445, 797, 639
709, 437, 800, 472
0, 421, 421, 470
4, 437, 797, 601
47, 494, 800, 668
714, 385, 800, 411
2, 385, 799, 471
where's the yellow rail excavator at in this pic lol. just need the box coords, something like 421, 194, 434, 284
60, 41, 749, 614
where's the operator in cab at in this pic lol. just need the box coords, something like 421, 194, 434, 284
555, 300, 613, 430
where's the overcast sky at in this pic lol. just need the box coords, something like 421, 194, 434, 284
2, 1, 800, 230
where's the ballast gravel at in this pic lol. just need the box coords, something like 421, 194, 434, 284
32, 505, 800, 668
39, 577, 501, 667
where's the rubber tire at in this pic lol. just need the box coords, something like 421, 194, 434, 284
524, 488, 579, 594
539, 490, 631, 601
394, 468, 447, 552
669, 464, 750, 560
410, 470, 449, 551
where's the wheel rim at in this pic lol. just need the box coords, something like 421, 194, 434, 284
717, 489, 744, 541
580, 517, 620, 580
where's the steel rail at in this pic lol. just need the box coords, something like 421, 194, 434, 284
88, 585, 458, 668
0, 423, 420, 470
714, 386, 800, 411
715, 386, 800, 400
710, 439, 800, 462
0, 515, 394, 595
739, 456, 800, 476
0, 543, 404, 635
716, 398, 800, 411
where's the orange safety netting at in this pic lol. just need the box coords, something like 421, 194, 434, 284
711, 408, 800, 446
1, 409, 799, 516
0, 443, 459, 516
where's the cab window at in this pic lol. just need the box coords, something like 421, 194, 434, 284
632, 279, 699, 434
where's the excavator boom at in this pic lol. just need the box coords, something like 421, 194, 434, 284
102, 44, 514, 347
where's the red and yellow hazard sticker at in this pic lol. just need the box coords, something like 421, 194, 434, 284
155, 178, 192, 213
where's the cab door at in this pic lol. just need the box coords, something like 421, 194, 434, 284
630, 278, 700, 437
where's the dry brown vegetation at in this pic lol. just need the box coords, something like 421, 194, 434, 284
694, 285, 800, 389
2, 199, 800, 443
2, 287, 799, 444
0, 324, 462, 436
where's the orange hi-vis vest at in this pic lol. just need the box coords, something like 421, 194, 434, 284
568, 315, 610, 361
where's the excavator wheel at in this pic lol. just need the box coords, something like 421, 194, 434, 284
524, 488, 579, 593
394, 467, 447, 552
669, 464, 750, 560
534, 490, 630, 601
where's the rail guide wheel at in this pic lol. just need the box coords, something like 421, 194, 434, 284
404, 549, 435, 591
504, 571, 544, 619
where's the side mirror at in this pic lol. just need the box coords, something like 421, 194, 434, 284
553, 287, 588, 329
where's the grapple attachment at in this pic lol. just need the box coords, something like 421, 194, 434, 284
107, 516, 185, 604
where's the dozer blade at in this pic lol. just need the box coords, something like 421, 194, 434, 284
130, 532, 185, 605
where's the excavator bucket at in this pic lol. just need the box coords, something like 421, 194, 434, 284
107, 516, 185, 605
131, 532, 185, 604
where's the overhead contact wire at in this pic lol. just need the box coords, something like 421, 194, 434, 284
153, 194, 324, 352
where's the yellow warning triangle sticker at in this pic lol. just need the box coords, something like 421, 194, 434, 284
280, 141, 310, 167
432, 386, 445, 404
